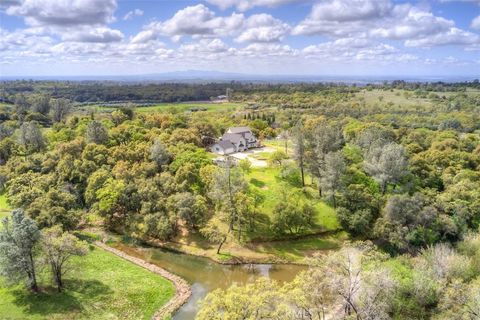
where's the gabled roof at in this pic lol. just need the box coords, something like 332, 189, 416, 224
217, 140, 235, 150
222, 133, 245, 145
227, 126, 252, 134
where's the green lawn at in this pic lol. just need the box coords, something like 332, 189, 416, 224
0, 246, 175, 320
0, 193, 10, 220
0, 193, 9, 210
245, 166, 339, 240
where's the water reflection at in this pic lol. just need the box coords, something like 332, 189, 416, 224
113, 243, 307, 320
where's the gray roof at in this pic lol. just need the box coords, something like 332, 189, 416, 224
228, 126, 252, 134
222, 133, 245, 145
217, 140, 235, 150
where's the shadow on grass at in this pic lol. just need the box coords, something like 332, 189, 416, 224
11, 279, 113, 316
250, 178, 266, 188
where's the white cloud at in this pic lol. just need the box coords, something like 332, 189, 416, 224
405, 28, 480, 47
130, 5, 245, 42
131, 30, 157, 44
237, 43, 298, 57
50, 42, 108, 56
3, 0, 124, 43
144, 4, 244, 41
236, 14, 290, 42
308, 0, 392, 22
206, 0, 302, 11
303, 38, 403, 61
132, 6, 291, 44
123, 9, 143, 21
293, 0, 480, 48
471, 15, 480, 30
62, 27, 124, 43
0, 28, 53, 52
292, 0, 393, 37
438, 0, 480, 3
370, 6, 453, 40
1, 0, 478, 76
5, 0, 117, 27
180, 39, 230, 54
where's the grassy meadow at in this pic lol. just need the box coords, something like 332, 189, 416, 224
81, 102, 245, 116
0, 246, 175, 320
245, 166, 339, 238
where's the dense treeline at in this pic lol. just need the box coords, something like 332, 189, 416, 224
1, 80, 478, 103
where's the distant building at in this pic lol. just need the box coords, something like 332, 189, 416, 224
212, 95, 228, 103
210, 126, 259, 155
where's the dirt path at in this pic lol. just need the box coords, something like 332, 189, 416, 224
95, 241, 191, 320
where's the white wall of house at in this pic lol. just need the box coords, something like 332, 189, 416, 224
211, 144, 235, 155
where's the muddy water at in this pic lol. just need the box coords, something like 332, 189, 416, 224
113, 243, 307, 320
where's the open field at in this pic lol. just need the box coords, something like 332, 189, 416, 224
135, 102, 244, 113
80, 102, 245, 115
0, 246, 175, 320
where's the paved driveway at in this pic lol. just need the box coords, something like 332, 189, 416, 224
215, 146, 275, 167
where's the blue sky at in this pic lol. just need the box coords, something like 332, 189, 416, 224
0, 0, 479, 77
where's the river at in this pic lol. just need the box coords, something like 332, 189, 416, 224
112, 243, 308, 320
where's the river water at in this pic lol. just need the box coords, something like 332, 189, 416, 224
113, 243, 307, 320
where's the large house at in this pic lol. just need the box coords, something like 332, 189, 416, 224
210, 126, 259, 155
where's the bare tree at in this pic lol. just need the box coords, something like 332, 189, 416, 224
310, 244, 396, 320
364, 142, 408, 194
51, 98, 72, 123
305, 121, 344, 195
292, 121, 306, 187
320, 151, 346, 208
208, 157, 249, 246
31, 94, 51, 115
150, 138, 171, 168
18, 121, 45, 153
41, 226, 88, 292
86, 120, 108, 144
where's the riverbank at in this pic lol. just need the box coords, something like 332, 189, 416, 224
95, 242, 192, 319
107, 229, 347, 265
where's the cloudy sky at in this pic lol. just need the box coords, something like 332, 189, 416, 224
1, 0, 479, 77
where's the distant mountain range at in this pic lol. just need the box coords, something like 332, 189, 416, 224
1, 70, 477, 84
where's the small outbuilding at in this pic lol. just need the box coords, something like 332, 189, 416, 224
210, 140, 236, 155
